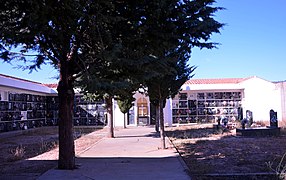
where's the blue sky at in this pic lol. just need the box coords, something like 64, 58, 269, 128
191, 0, 286, 82
1, 0, 286, 83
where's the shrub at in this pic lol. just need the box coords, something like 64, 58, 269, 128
266, 152, 286, 179
9, 145, 25, 161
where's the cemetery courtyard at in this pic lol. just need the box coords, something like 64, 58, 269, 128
0, 124, 286, 179
166, 123, 286, 179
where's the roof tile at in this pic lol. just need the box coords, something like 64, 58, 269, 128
184, 77, 252, 85
43, 83, 58, 88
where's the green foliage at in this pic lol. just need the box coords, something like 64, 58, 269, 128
0, 0, 223, 92
76, 0, 223, 102
140, 0, 223, 142
1, 0, 82, 70
1, 0, 135, 169
145, 0, 223, 107
0, 0, 223, 165
117, 97, 134, 114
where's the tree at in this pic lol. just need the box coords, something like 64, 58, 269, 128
79, 1, 222, 147
74, 1, 165, 137
0, 0, 223, 165
117, 96, 135, 128
147, 58, 196, 149
0, 0, 138, 169
76, 52, 154, 137
142, 0, 224, 149
0, 0, 86, 169
75, 36, 150, 137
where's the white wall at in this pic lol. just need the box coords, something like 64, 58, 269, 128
275, 82, 286, 123
113, 99, 125, 127
113, 92, 172, 127
133, 92, 150, 126
164, 98, 172, 126
182, 83, 242, 91
113, 92, 150, 127
241, 77, 281, 123
112, 77, 284, 127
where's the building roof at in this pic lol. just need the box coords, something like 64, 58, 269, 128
0, 73, 42, 85
184, 77, 254, 85
0, 73, 57, 94
43, 83, 58, 88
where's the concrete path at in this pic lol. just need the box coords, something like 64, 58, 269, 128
38, 126, 191, 180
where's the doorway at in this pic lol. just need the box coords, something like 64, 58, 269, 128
137, 97, 149, 125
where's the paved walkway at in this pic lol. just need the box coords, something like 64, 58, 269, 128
38, 126, 191, 180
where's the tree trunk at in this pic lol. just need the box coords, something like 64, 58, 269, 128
57, 61, 75, 170
159, 99, 166, 149
106, 96, 114, 138
155, 105, 160, 132
123, 113, 127, 128
127, 111, 130, 125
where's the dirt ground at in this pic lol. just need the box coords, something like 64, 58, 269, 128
166, 124, 286, 179
1, 124, 286, 179
0, 126, 107, 179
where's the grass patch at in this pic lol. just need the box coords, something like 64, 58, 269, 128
39, 138, 58, 153
266, 152, 286, 179
8, 145, 25, 161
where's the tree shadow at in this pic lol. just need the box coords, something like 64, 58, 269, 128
0, 159, 58, 179
166, 126, 286, 179
115, 131, 160, 139
37, 156, 191, 179
0, 126, 106, 178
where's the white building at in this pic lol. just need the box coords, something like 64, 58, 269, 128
179, 76, 282, 124
1, 73, 286, 129
114, 76, 285, 127
113, 92, 172, 127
